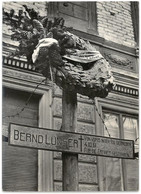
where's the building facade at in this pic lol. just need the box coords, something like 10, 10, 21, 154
2, 1, 139, 191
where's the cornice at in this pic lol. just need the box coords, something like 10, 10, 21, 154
3, 31, 138, 58
3, 55, 138, 85
2, 66, 52, 95
72, 29, 138, 57
2, 65, 138, 99
112, 67, 139, 88
96, 92, 139, 112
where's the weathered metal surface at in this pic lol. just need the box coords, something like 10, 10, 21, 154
9, 123, 134, 159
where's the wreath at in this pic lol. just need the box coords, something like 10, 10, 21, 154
3, 5, 114, 98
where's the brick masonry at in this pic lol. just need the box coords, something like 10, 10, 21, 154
3, 1, 136, 48
53, 160, 98, 183
97, 1, 136, 47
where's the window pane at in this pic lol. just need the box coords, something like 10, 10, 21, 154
123, 116, 139, 191
103, 112, 123, 191
103, 113, 119, 137
123, 117, 138, 140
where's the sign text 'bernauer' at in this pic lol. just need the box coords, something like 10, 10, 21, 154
9, 123, 134, 159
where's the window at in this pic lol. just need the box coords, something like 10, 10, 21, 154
48, 2, 97, 34
2, 88, 39, 191
103, 110, 139, 191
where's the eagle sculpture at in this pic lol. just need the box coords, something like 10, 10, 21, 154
3, 6, 114, 98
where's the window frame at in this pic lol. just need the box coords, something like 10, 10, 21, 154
102, 109, 138, 191
94, 96, 139, 191
2, 67, 54, 191
47, 2, 98, 35
102, 109, 138, 139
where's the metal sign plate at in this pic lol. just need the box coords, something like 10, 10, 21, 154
9, 123, 134, 159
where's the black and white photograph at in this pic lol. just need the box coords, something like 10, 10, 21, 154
2, 1, 139, 192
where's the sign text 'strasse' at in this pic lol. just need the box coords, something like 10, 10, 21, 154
9, 123, 134, 159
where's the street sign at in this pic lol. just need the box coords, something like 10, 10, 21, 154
9, 123, 134, 159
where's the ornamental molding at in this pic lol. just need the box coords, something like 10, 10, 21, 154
97, 93, 139, 114
3, 55, 33, 71
104, 53, 134, 71
3, 62, 138, 98
113, 84, 138, 97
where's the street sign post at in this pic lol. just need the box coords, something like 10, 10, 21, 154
9, 123, 134, 159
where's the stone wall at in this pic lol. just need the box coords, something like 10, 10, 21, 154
53, 86, 98, 191
97, 1, 135, 47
